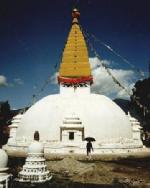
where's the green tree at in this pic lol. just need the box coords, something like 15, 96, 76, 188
0, 101, 11, 145
131, 78, 150, 130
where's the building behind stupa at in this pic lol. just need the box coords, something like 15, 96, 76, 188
5, 9, 144, 156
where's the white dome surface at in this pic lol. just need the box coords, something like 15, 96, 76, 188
16, 93, 132, 143
14, 114, 23, 119
28, 141, 44, 153
0, 149, 8, 169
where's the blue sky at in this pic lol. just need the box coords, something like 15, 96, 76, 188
0, 0, 150, 109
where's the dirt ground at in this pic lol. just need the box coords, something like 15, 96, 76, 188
46, 152, 150, 187
8, 151, 150, 187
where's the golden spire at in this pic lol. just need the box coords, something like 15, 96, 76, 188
58, 9, 92, 84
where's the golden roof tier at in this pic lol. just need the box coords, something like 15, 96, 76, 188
58, 9, 93, 85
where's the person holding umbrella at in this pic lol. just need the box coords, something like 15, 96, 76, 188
84, 137, 95, 156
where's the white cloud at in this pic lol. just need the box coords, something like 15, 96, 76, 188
0, 75, 7, 87
14, 78, 24, 85
0, 75, 24, 88
50, 72, 58, 84
90, 57, 136, 99
90, 58, 110, 70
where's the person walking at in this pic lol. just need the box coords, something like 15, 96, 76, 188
86, 140, 93, 156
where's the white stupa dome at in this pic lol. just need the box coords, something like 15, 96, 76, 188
16, 93, 132, 143
28, 141, 44, 154
0, 149, 8, 169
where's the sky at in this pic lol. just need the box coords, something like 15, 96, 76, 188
0, 0, 150, 109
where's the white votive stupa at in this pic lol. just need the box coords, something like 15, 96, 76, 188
18, 131, 52, 183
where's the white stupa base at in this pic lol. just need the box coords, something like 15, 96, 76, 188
4, 138, 147, 157
18, 175, 52, 183
16, 176, 52, 184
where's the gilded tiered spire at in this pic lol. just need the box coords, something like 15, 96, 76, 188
58, 9, 93, 84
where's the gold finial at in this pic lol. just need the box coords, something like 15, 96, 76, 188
72, 8, 80, 24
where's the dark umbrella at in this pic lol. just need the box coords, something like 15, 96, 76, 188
84, 137, 96, 142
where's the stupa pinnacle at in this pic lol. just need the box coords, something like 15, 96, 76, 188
58, 9, 93, 84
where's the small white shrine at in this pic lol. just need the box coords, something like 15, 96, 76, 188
0, 148, 11, 188
18, 131, 52, 183
7, 113, 23, 145
60, 113, 84, 142
128, 112, 143, 145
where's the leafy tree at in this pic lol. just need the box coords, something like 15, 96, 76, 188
131, 78, 150, 146
0, 101, 11, 145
